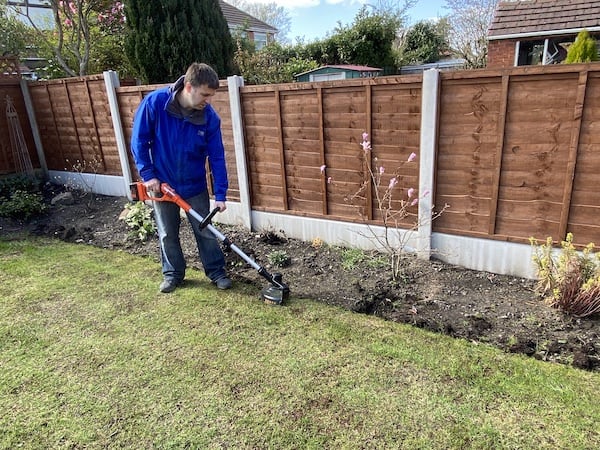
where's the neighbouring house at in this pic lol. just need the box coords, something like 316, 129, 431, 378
294, 65, 383, 83
219, 0, 278, 50
487, 0, 600, 68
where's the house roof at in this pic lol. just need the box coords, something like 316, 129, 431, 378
488, 0, 600, 40
219, 0, 278, 34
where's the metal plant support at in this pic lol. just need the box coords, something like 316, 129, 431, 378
5, 95, 34, 177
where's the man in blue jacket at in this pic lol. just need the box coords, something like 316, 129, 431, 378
130, 62, 232, 293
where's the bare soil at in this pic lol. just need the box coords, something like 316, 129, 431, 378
1, 185, 598, 373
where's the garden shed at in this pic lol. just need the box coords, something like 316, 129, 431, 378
294, 65, 382, 82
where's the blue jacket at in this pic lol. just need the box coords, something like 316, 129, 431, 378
130, 77, 228, 201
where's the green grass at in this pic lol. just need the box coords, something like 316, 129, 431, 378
1, 238, 599, 449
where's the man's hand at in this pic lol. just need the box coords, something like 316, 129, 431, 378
215, 201, 227, 212
144, 178, 161, 193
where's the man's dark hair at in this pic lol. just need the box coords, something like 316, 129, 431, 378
185, 63, 219, 89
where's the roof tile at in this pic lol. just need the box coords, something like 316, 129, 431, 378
489, 0, 600, 38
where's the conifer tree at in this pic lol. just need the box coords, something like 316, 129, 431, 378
124, 0, 235, 83
565, 29, 599, 64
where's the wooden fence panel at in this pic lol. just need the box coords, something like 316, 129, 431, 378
281, 90, 322, 215
496, 72, 579, 241
569, 71, 600, 244
370, 82, 421, 225
435, 75, 503, 236
321, 86, 369, 220
211, 86, 239, 202
241, 90, 284, 210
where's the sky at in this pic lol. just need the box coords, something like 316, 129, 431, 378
245, 0, 448, 42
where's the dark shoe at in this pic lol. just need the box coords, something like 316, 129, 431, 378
215, 277, 232, 290
159, 279, 179, 293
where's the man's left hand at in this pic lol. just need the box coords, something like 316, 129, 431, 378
215, 201, 227, 212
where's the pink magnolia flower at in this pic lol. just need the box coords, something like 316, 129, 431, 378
327, 177, 332, 184
388, 177, 398, 190
379, 166, 385, 175
362, 132, 369, 141
64, 18, 73, 27
320, 164, 326, 174
407, 187, 415, 198
361, 140, 371, 152
407, 152, 417, 162
411, 198, 418, 206
422, 189, 430, 198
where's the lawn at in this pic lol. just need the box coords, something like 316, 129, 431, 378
1, 238, 599, 449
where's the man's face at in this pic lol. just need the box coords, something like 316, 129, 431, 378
186, 83, 216, 110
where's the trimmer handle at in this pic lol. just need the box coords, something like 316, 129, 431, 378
199, 207, 220, 229
130, 182, 190, 211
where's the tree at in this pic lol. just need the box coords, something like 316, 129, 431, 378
399, 20, 449, 65
124, 0, 235, 83
8, 0, 131, 78
565, 29, 599, 64
10, 0, 98, 76
227, 0, 291, 44
233, 40, 318, 84
321, 7, 400, 70
444, 0, 498, 68
0, 3, 39, 57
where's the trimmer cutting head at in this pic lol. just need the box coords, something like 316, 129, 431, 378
260, 272, 289, 305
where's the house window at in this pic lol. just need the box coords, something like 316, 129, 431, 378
516, 38, 572, 66
253, 32, 267, 50
517, 40, 545, 65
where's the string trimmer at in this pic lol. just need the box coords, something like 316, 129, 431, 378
130, 182, 290, 305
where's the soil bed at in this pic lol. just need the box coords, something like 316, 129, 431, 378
1, 186, 598, 372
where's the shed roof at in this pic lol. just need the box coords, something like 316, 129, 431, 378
488, 0, 600, 40
219, 0, 278, 34
294, 65, 383, 77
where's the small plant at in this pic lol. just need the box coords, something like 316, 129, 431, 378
267, 250, 291, 268
55, 155, 104, 209
0, 189, 47, 220
123, 202, 156, 242
322, 132, 446, 280
0, 174, 40, 198
530, 233, 600, 317
341, 247, 366, 270
311, 237, 324, 249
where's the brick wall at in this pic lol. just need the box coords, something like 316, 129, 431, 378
487, 40, 517, 68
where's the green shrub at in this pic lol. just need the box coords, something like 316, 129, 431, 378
341, 248, 366, 270
267, 250, 291, 268
0, 189, 47, 220
565, 29, 599, 63
0, 174, 40, 198
123, 202, 156, 242
530, 233, 600, 317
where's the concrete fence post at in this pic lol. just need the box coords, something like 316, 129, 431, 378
417, 69, 440, 259
103, 70, 133, 199
20, 79, 48, 176
227, 75, 252, 230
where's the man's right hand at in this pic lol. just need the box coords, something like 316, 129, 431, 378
144, 178, 161, 193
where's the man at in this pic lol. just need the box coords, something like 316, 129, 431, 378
130, 62, 232, 293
